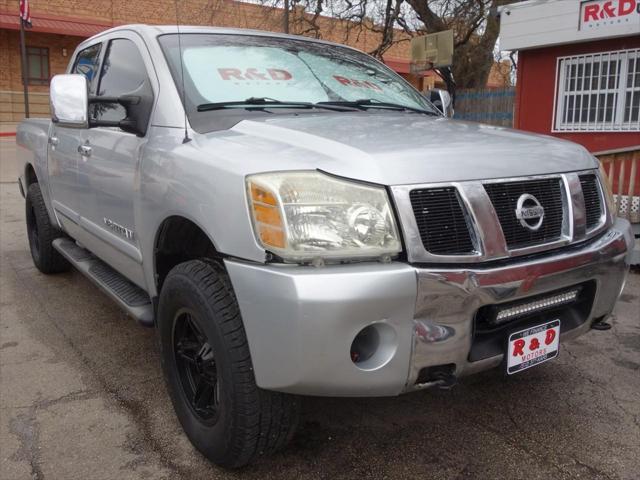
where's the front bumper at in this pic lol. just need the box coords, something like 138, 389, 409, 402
225, 218, 634, 397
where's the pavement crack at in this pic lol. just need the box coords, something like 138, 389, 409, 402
569, 454, 615, 480
564, 344, 640, 428
10, 266, 191, 480
9, 409, 44, 480
35, 389, 98, 410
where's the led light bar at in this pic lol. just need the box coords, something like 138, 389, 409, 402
494, 290, 579, 324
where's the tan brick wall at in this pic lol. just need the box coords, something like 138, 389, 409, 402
0, 30, 82, 121
0, 30, 82, 91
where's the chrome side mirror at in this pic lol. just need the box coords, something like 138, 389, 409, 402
428, 88, 453, 117
50, 74, 89, 128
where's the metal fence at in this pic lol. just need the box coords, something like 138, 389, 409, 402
454, 87, 516, 127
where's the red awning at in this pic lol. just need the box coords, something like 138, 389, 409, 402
0, 11, 111, 37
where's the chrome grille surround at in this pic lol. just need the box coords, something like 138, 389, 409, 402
579, 173, 607, 232
391, 170, 610, 264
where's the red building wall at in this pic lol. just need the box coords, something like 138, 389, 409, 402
515, 36, 640, 154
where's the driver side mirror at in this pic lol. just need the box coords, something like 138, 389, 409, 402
50, 74, 89, 128
49, 73, 152, 137
428, 88, 453, 117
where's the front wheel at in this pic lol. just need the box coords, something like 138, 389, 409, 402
157, 259, 300, 468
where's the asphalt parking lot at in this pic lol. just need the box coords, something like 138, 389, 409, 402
1, 137, 639, 480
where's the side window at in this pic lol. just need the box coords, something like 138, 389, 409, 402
72, 44, 102, 89
93, 38, 152, 123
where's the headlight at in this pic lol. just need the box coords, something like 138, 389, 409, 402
247, 171, 402, 262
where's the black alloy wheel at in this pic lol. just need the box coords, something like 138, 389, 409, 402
173, 309, 220, 423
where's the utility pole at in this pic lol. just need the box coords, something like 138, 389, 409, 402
283, 0, 289, 34
19, 16, 30, 118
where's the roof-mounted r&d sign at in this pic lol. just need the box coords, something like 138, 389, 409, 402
580, 0, 640, 30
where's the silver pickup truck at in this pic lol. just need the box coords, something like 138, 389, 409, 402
16, 25, 634, 468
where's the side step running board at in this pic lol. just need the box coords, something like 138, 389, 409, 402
52, 238, 154, 327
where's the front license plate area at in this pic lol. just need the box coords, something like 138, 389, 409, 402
507, 320, 560, 375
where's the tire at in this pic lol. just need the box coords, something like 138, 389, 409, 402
157, 259, 300, 468
25, 183, 70, 274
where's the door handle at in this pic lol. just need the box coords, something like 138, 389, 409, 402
48, 136, 59, 147
78, 145, 92, 157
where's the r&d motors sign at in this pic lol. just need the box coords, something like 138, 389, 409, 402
580, 0, 640, 29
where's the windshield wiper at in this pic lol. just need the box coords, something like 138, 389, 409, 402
317, 99, 439, 116
197, 97, 358, 112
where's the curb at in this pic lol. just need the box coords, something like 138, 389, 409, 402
0, 132, 16, 137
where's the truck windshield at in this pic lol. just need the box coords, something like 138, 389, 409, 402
158, 33, 438, 122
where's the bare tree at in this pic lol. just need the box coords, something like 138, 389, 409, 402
401, 0, 518, 88
250, 0, 521, 88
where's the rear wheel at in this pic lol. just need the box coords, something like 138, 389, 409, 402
157, 259, 300, 468
25, 183, 70, 274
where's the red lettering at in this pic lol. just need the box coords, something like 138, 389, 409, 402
619, 0, 636, 15
334, 76, 384, 91
529, 338, 540, 351
268, 68, 292, 80
545, 329, 556, 346
334, 75, 352, 86
363, 80, 383, 92
584, 4, 600, 21
513, 339, 525, 356
218, 68, 244, 80
244, 68, 268, 80
601, 1, 616, 18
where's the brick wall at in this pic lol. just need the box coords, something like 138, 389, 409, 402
0, 30, 82, 121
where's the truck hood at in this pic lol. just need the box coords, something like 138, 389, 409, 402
209, 113, 597, 185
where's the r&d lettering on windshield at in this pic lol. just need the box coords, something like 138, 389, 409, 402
333, 76, 383, 91
217, 68, 293, 81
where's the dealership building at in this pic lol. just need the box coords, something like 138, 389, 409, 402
500, 0, 639, 232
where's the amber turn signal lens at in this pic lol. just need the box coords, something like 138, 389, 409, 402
258, 225, 286, 248
253, 203, 282, 226
251, 183, 278, 206
249, 181, 286, 249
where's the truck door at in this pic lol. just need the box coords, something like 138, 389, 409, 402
47, 43, 102, 232
75, 34, 154, 288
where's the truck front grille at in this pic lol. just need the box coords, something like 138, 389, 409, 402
484, 178, 565, 250
579, 174, 603, 231
392, 170, 609, 264
409, 187, 475, 255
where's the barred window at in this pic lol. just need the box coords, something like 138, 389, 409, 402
554, 49, 639, 132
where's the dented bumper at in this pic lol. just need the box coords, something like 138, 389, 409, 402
226, 218, 633, 397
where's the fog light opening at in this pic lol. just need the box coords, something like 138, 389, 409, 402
350, 325, 380, 365
350, 323, 397, 371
